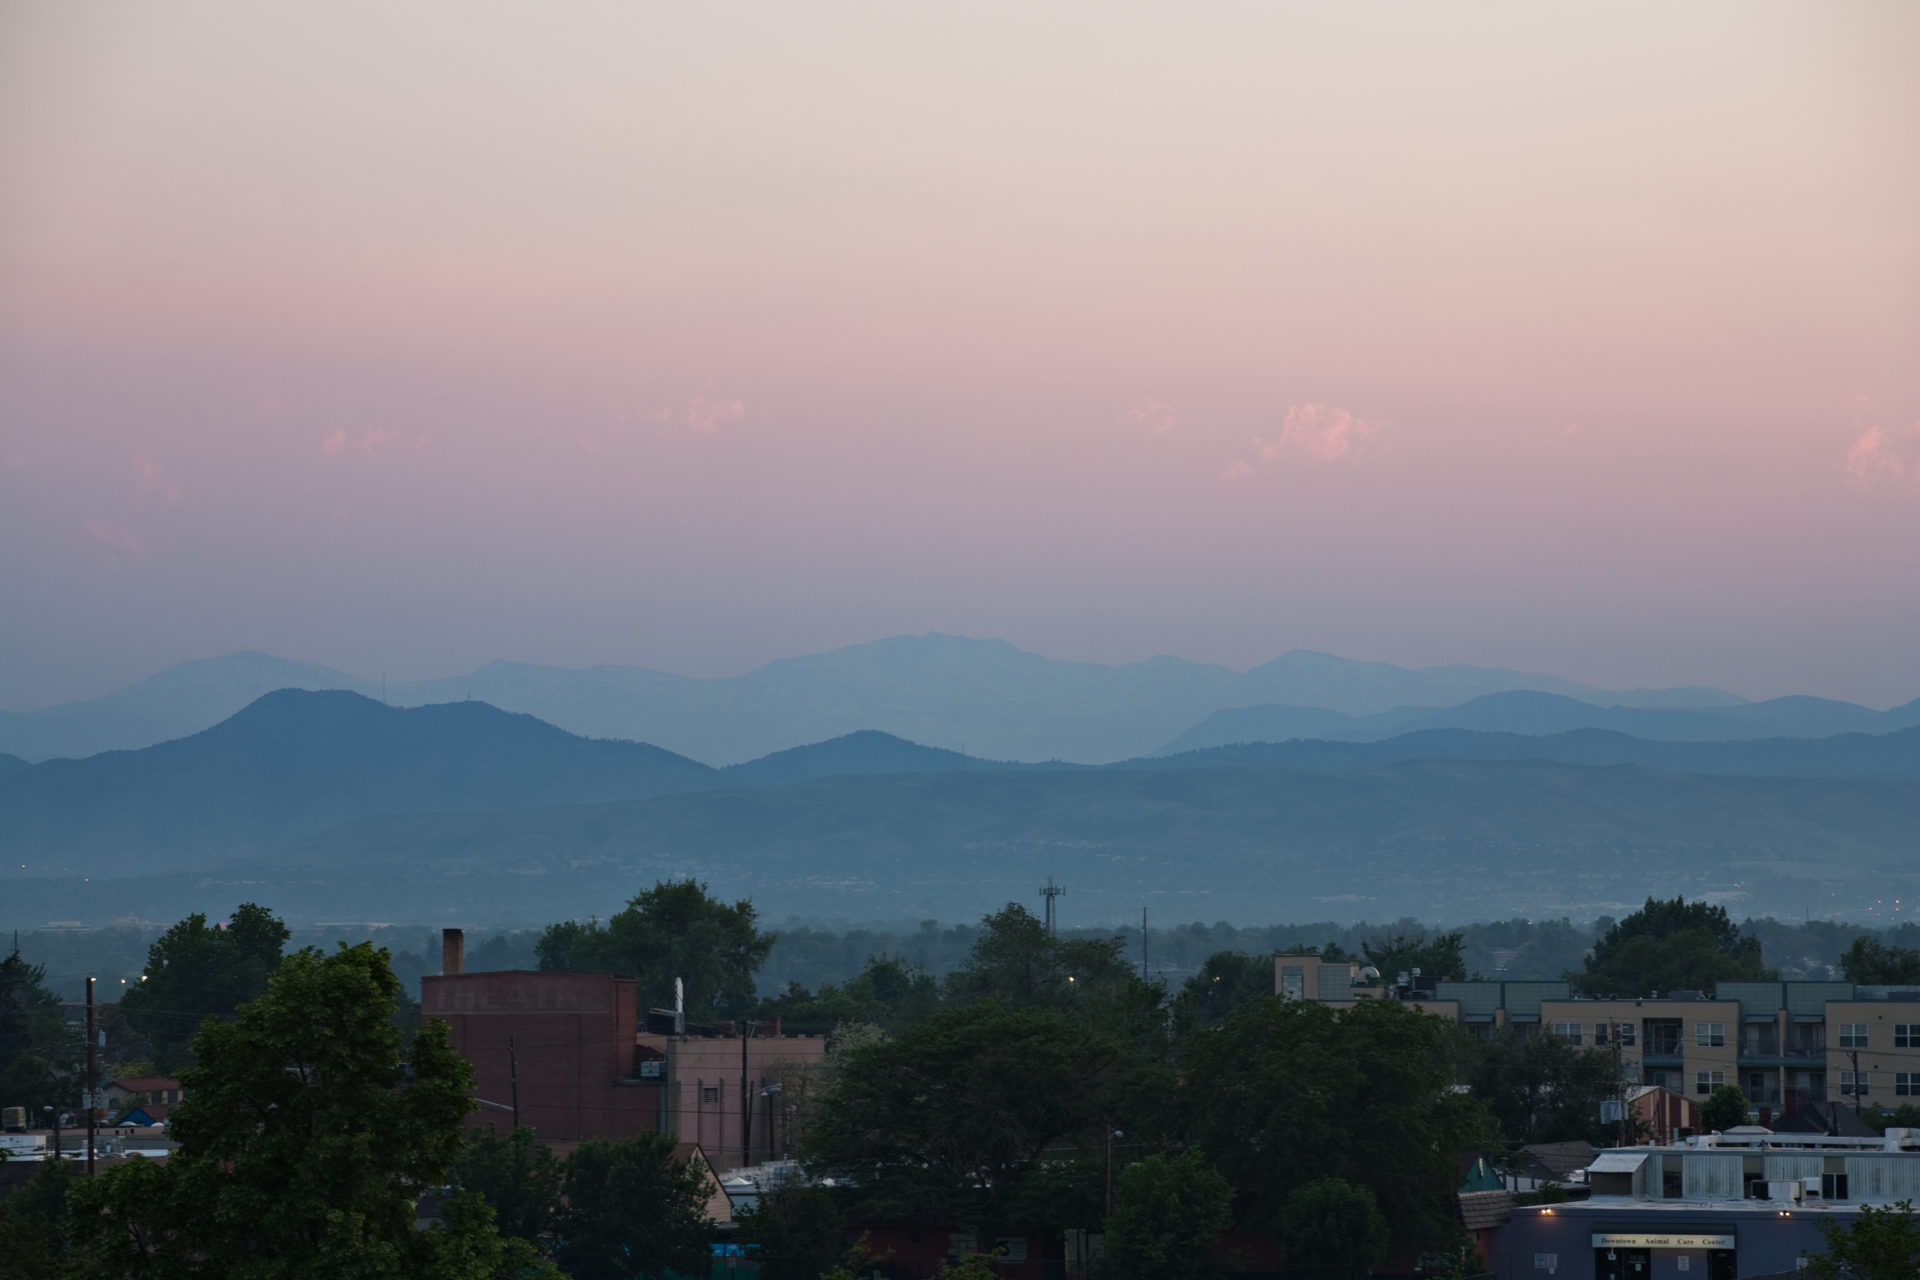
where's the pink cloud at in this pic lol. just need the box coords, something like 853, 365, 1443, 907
84, 518, 147, 559
681, 396, 746, 434
321, 428, 424, 457
131, 454, 182, 507
1256, 403, 1387, 464
1222, 459, 1254, 481
1124, 399, 1178, 436
1842, 422, 1920, 490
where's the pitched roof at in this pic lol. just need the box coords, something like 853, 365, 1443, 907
107, 1078, 180, 1093
1520, 1140, 1595, 1177
1457, 1189, 1513, 1232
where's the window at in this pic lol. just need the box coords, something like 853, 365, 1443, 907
1896, 1024, 1919, 1048
1618, 1022, 1636, 1046
1822, 1173, 1850, 1201
1695, 1022, 1726, 1047
1594, 1022, 1609, 1045
1839, 1023, 1869, 1049
1840, 1071, 1869, 1097
1897, 1073, 1918, 1097
1553, 1021, 1583, 1046
700, 1086, 720, 1104
1280, 965, 1305, 999
1696, 1069, 1726, 1095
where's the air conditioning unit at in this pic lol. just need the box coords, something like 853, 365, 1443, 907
639, 1060, 664, 1079
1765, 1180, 1804, 1203
1, 1107, 25, 1132
1802, 1178, 1822, 1201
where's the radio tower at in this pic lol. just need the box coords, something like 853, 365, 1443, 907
1040, 877, 1066, 936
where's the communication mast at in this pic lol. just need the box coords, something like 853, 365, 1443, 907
1040, 877, 1066, 936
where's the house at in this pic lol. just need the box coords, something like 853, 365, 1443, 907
104, 1077, 182, 1111
1517, 1141, 1595, 1186
1626, 1084, 1695, 1145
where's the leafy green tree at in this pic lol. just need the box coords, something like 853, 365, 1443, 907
1179, 996, 1485, 1257
555, 1134, 714, 1280
1699, 1083, 1750, 1133
805, 1002, 1122, 1236
1364, 931, 1466, 983
1804, 1198, 1920, 1280
754, 956, 940, 1036
0, 1157, 77, 1278
1468, 1028, 1620, 1146
1173, 952, 1277, 1031
537, 879, 774, 1021
1840, 938, 1920, 985
454, 1125, 565, 1246
734, 1183, 849, 1280
117, 902, 289, 1072
0, 944, 73, 1116
1276, 1178, 1389, 1280
65, 942, 543, 1278
1104, 1148, 1235, 1280
1572, 896, 1772, 997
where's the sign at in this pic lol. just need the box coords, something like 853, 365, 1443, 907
1591, 1235, 1735, 1250
1534, 1253, 1558, 1274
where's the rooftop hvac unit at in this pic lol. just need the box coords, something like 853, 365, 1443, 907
1, 1106, 25, 1131
1765, 1180, 1804, 1203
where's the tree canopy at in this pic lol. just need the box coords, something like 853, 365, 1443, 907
1467, 1027, 1621, 1148
1275, 1178, 1390, 1280
1699, 1083, 1749, 1133
554, 1134, 715, 1280
116, 902, 288, 1073
0, 944, 72, 1117
1572, 896, 1772, 997
537, 879, 773, 1021
1804, 1199, 1920, 1280
1364, 931, 1466, 983
1103, 1148, 1235, 1280
1841, 938, 1920, 985
66, 941, 543, 1278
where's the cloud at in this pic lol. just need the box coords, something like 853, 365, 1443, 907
1124, 399, 1178, 436
1247, 402, 1387, 466
131, 454, 181, 507
321, 428, 425, 457
1843, 422, 1920, 490
1222, 459, 1254, 481
84, 518, 146, 559
681, 396, 746, 434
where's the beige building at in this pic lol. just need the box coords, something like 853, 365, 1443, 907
639, 1026, 827, 1173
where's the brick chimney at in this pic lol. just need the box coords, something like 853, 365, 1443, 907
441, 928, 465, 976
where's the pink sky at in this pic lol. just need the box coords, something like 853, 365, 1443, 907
2, 1, 1917, 708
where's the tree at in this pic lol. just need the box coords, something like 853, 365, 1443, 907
734, 1183, 849, 1280
454, 1125, 565, 1246
0, 1158, 77, 1279
1804, 1198, 1920, 1280
1104, 1148, 1236, 1280
804, 1002, 1122, 1236
754, 956, 940, 1037
65, 942, 540, 1278
1276, 1178, 1389, 1280
555, 1134, 714, 1280
1179, 995, 1485, 1257
1364, 931, 1466, 983
1468, 1028, 1620, 1147
1572, 897, 1773, 998
0, 944, 73, 1116
1173, 952, 1277, 1031
1841, 938, 1920, 985
1699, 1083, 1749, 1133
537, 879, 773, 1021
117, 903, 289, 1072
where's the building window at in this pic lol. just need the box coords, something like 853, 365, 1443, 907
1897, 1073, 1918, 1097
1695, 1022, 1725, 1047
1618, 1022, 1635, 1046
700, 1086, 720, 1104
1695, 1070, 1725, 1095
1896, 1024, 1919, 1048
1840, 1071, 1869, 1097
1839, 1023, 1869, 1049
1280, 965, 1305, 999
1553, 1021, 1583, 1046
1822, 1173, 1850, 1201
1594, 1022, 1609, 1045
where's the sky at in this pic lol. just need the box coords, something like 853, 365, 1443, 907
2, 1, 1917, 710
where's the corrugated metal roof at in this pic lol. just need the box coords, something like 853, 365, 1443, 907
1589, 1151, 1650, 1173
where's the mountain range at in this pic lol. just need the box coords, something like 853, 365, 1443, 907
4, 687, 1920, 926
0, 636, 1755, 765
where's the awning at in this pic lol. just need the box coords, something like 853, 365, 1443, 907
1587, 1152, 1650, 1173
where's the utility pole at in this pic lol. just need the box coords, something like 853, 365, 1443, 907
85, 976, 96, 1174
1612, 1020, 1630, 1148
1141, 908, 1148, 982
509, 1035, 520, 1131
1040, 878, 1065, 936
740, 1019, 755, 1167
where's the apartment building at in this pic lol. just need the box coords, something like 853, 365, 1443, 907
1279, 959, 1920, 1119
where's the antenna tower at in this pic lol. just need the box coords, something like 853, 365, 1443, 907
1040, 877, 1066, 936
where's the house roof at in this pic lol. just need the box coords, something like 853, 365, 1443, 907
1457, 1189, 1513, 1232
1521, 1140, 1595, 1177
1773, 1102, 1879, 1138
107, 1078, 180, 1093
